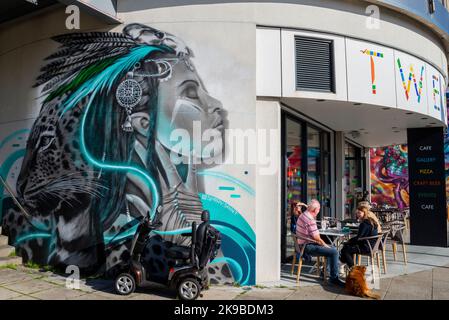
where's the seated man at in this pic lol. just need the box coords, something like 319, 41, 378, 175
296, 199, 345, 287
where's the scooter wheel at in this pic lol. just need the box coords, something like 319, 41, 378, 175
177, 277, 201, 300
115, 273, 136, 295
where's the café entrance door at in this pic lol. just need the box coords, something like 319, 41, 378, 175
344, 142, 366, 219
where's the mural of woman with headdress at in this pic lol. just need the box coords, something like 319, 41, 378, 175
2, 23, 236, 283
115, 24, 225, 244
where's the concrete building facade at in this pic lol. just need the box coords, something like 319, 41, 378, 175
0, 0, 448, 284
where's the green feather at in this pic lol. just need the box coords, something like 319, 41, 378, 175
44, 56, 120, 103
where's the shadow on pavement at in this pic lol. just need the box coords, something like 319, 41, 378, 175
84, 278, 177, 299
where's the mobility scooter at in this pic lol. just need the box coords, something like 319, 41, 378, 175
114, 210, 221, 300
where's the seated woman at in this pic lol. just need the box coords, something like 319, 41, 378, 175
340, 206, 382, 268
290, 201, 307, 234
291, 201, 312, 263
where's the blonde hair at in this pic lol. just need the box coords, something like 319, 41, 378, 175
357, 206, 382, 232
358, 201, 371, 210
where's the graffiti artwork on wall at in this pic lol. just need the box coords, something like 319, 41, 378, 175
370, 145, 409, 209
0, 24, 255, 285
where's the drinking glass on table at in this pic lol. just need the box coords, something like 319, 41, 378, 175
321, 220, 328, 230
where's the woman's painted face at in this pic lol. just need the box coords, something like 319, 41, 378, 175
156, 58, 224, 159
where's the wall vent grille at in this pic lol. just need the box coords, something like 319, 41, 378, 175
295, 36, 335, 93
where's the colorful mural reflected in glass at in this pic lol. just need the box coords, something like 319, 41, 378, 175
370, 145, 409, 208
0, 24, 255, 285
371, 97, 449, 209
446, 92, 449, 204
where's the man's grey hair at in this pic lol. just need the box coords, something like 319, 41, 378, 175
308, 199, 321, 211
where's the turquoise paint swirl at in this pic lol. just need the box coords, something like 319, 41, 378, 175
0, 129, 29, 151
70, 46, 164, 220
0, 149, 26, 221
197, 171, 255, 196
14, 233, 51, 245
199, 193, 255, 285
211, 257, 243, 283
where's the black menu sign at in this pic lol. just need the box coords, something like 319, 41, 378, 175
407, 127, 447, 247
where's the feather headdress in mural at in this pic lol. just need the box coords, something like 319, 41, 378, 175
31, 24, 194, 223
36, 24, 191, 106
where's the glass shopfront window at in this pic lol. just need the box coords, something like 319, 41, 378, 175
344, 141, 365, 219
307, 127, 321, 202
281, 112, 332, 262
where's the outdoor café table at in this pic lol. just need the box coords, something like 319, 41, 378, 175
344, 222, 360, 235
318, 228, 351, 249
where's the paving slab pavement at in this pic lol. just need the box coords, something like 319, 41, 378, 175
234, 288, 296, 300
432, 266, 449, 282
402, 269, 433, 281
432, 279, 449, 290
201, 286, 245, 300
432, 287, 449, 300
127, 293, 174, 300
1, 263, 449, 300
29, 287, 88, 300
379, 277, 393, 289
284, 285, 341, 300
9, 294, 39, 300
3, 278, 58, 295
0, 287, 23, 299
71, 293, 114, 300
0, 269, 35, 285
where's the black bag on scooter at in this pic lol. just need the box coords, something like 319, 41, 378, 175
196, 225, 221, 268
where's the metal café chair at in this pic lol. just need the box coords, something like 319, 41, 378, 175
355, 233, 385, 280
379, 229, 390, 274
387, 221, 408, 265
399, 208, 410, 230
291, 234, 327, 284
